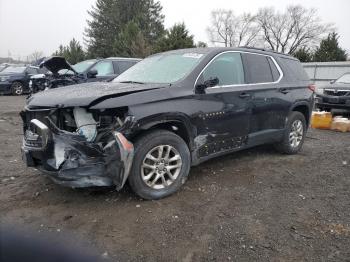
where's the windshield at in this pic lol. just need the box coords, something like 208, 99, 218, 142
113, 52, 204, 84
336, 74, 350, 84
72, 60, 96, 73
1, 66, 26, 74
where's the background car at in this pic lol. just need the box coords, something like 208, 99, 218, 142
0, 63, 10, 72
315, 73, 350, 112
30, 57, 142, 93
0, 65, 41, 95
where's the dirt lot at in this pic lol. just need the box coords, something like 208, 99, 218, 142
0, 96, 349, 261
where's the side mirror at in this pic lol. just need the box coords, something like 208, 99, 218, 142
87, 69, 98, 78
330, 80, 335, 84
195, 77, 219, 94
204, 77, 219, 87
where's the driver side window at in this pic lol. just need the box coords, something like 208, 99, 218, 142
202, 52, 245, 86
91, 61, 114, 76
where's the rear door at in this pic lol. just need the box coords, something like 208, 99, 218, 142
194, 52, 252, 158
242, 53, 290, 140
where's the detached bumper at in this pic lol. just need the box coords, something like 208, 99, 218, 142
21, 119, 134, 189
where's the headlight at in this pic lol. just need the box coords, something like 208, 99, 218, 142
0, 76, 10, 82
29, 80, 33, 88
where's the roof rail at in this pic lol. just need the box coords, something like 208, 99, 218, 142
238, 46, 292, 57
106, 57, 142, 60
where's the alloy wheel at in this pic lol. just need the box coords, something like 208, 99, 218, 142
141, 145, 182, 190
289, 120, 303, 148
12, 82, 23, 95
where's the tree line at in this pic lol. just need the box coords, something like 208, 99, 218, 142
51, 0, 347, 64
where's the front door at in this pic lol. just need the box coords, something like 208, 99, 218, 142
194, 52, 252, 158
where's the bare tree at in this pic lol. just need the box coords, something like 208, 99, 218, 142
256, 5, 333, 54
27, 51, 44, 63
207, 10, 260, 47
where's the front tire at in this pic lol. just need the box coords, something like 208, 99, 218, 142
274, 111, 307, 154
128, 130, 191, 200
11, 81, 24, 95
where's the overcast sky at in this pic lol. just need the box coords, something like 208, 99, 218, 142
0, 0, 349, 59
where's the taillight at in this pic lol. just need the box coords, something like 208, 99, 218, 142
308, 84, 316, 92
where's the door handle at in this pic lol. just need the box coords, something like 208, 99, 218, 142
278, 88, 290, 94
239, 92, 251, 98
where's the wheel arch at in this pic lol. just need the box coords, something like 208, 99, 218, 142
129, 114, 196, 151
290, 102, 312, 127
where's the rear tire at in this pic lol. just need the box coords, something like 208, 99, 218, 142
11, 81, 24, 95
128, 130, 191, 200
274, 111, 306, 154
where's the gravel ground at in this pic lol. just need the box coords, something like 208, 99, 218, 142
0, 96, 350, 261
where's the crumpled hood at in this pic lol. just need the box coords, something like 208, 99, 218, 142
26, 81, 165, 108
40, 56, 77, 74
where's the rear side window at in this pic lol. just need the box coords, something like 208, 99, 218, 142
281, 58, 309, 81
115, 61, 137, 74
244, 53, 273, 83
202, 52, 245, 86
267, 57, 280, 81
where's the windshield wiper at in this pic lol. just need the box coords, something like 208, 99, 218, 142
119, 80, 144, 84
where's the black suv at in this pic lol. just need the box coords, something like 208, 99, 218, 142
0, 65, 41, 95
315, 73, 350, 111
30, 57, 141, 93
21, 47, 313, 199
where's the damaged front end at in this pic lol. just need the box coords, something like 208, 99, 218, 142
20, 107, 134, 189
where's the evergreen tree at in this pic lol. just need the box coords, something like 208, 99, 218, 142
293, 47, 313, 62
113, 21, 151, 58
155, 23, 195, 53
313, 32, 347, 62
85, 0, 164, 58
53, 39, 85, 64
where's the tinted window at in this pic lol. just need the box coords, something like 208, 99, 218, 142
115, 61, 137, 74
267, 57, 280, 81
202, 52, 245, 86
245, 54, 273, 83
281, 58, 309, 80
26, 67, 38, 74
91, 61, 114, 76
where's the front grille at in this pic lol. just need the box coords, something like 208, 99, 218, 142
324, 89, 350, 97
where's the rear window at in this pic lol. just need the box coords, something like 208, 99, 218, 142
244, 53, 273, 84
281, 58, 309, 81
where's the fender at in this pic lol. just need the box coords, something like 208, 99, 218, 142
130, 112, 196, 151
288, 100, 313, 127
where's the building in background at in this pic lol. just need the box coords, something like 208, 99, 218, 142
303, 62, 350, 88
